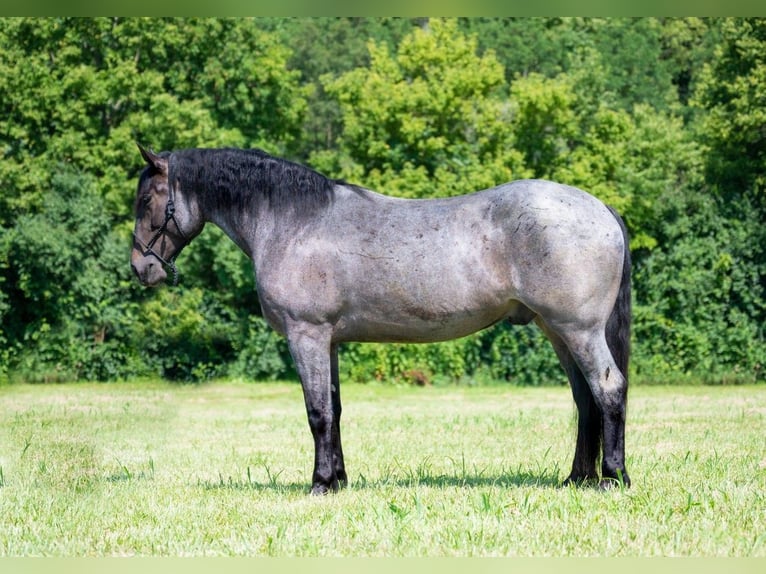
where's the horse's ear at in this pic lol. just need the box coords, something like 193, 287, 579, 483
137, 143, 168, 174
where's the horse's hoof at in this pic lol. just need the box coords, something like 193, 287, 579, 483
598, 475, 631, 490
563, 474, 599, 487
310, 484, 331, 495
310, 479, 340, 495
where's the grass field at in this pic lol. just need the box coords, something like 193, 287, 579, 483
0, 380, 764, 556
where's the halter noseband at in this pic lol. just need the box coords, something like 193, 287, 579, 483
133, 179, 188, 286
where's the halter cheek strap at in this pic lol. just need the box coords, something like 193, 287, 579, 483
133, 179, 188, 286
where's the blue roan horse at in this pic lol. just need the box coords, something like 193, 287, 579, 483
131, 145, 632, 493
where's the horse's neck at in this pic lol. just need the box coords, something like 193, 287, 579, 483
205, 203, 261, 260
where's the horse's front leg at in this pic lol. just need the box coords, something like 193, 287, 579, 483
330, 343, 347, 486
287, 324, 338, 495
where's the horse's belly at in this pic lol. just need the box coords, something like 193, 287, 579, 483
332, 297, 520, 344
329, 234, 521, 343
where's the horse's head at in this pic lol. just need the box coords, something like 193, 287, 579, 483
131, 144, 198, 286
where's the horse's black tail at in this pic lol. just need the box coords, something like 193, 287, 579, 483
605, 206, 631, 388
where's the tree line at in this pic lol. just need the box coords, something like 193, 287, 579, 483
0, 17, 764, 385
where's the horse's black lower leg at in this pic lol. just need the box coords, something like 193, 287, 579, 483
544, 322, 630, 489
575, 346, 629, 490
537, 321, 601, 487
600, 396, 630, 488
330, 344, 347, 486
565, 366, 601, 486
288, 327, 338, 495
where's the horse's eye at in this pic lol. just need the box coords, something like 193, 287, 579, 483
142, 194, 152, 206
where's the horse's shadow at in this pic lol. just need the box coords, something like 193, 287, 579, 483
198, 468, 563, 494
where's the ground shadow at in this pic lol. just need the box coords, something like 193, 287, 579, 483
197, 467, 565, 494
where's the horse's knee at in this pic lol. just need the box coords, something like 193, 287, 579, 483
307, 407, 332, 438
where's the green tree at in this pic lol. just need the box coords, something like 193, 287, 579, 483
2, 169, 143, 381
314, 18, 528, 198
461, 18, 701, 112
1, 17, 762, 386
0, 18, 308, 224
507, 69, 704, 251
0, 18, 308, 382
658, 17, 721, 111
694, 18, 766, 203
458, 17, 584, 80
632, 189, 766, 383
666, 16, 766, 381
258, 17, 418, 158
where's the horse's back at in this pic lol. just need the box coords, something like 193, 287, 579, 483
260, 179, 625, 343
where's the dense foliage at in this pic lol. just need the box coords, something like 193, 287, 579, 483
1, 17, 764, 385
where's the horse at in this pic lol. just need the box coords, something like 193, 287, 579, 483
131, 144, 632, 493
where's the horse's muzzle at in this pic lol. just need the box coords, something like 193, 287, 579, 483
131, 252, 167, 287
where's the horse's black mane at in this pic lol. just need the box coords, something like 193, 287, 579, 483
168, 148, 343, 219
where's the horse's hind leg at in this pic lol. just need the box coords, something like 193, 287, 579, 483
539, 323, 600, 485
561, 359, 602, 484
566, 330, 629, 487
543, 322, 630, 488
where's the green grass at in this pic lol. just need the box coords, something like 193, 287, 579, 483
0, 381, 764, 556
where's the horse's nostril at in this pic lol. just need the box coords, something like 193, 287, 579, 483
131, 261, 154, 282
